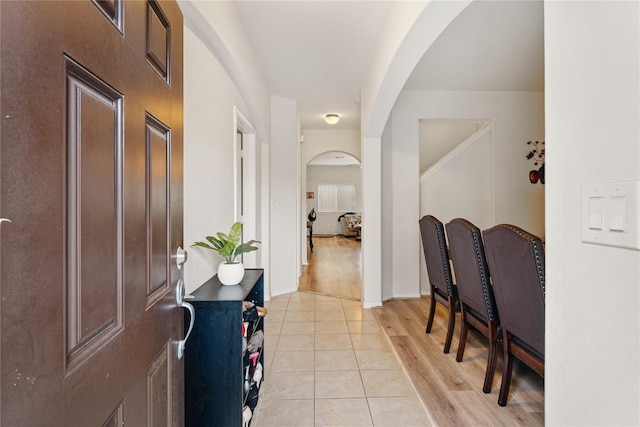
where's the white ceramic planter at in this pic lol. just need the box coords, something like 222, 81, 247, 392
218, 262, 245, 285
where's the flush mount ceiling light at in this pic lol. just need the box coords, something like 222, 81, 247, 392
324, 114, 340, 125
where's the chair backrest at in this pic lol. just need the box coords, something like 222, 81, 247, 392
445, 218, 498, 322
482, 224, 545, 357
419, 215, 455, 297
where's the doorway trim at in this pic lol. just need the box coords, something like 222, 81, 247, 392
234, 106, 257, 267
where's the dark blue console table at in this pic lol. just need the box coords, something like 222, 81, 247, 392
184, 268, 264, 426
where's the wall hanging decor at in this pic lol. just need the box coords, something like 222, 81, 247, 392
526, 140, 545, 184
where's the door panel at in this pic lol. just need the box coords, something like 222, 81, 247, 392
147, 114, 170, 302
0, 1, 184, 425
65, 57, 124, 374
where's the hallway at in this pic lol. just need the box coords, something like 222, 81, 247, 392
298, 236, 362, 300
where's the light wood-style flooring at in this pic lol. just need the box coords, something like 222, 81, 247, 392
373, 299, 544, 426
298, 235, 544, 426
299, 235, 362, 300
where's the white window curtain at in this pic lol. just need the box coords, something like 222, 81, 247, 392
318, 184, 356, 212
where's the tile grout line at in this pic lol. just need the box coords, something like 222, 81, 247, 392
257, 292, 435, 426
369, 307, 439, 427
345, 299, 378, 426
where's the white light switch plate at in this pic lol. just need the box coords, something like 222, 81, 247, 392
581, 181, 640, 250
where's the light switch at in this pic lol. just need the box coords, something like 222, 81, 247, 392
588, 197, 604, 229
582, 181, 639, 250
609, 196, 626, 231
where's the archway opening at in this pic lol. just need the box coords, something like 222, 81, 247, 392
300, 151, 362, 300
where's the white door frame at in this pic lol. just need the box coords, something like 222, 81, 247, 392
234, 106, 257, 267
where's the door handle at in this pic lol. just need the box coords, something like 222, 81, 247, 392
176, 246, 188, 270
176, 279, 195, 359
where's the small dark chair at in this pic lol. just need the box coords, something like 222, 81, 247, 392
419, 215, 458, 354
445, 218, 500, 393
307, 208, 316, 252
482, 224, 545, 406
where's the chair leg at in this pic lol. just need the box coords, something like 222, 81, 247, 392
455, 308, 468, 362
443, 297, 456, 354
425, 289, 436, 334
482, 320, 498, 393
498, 332, 514, 406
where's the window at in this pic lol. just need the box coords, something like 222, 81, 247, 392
317, 184, 356, 212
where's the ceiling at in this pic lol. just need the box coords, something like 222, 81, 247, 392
234, 0, 544, 132
234, 1, 392, 131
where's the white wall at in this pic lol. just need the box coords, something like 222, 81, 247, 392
361, 136, 383, 308
183, 26, 252, 293
270, 95, 299, 297
387, 102, 421, 299
306, 165, 362, 235
381, 122, 394, 302
180, 3, 270, 296
301, 130, 361, 164
420, 126, 493, 230
178, 0, 270, 143
361, 1, 469, 138
419, 119, 487, 173
383, 90, 544, 299
545, 2, 640, 425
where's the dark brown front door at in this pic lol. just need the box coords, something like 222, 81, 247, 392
0, 1, 184, 425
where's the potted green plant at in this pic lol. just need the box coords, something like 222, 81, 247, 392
192, 222, 260, 285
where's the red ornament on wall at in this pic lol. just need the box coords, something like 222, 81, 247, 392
529, 169, 541, 184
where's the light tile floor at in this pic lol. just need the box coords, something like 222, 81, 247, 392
251, 292, 435, 427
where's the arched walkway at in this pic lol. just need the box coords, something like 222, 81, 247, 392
359, 1, 471, 307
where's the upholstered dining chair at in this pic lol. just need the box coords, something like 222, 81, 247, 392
482, 224, 545, 406
419, 215, 458, 354
445, 218, 500, 393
